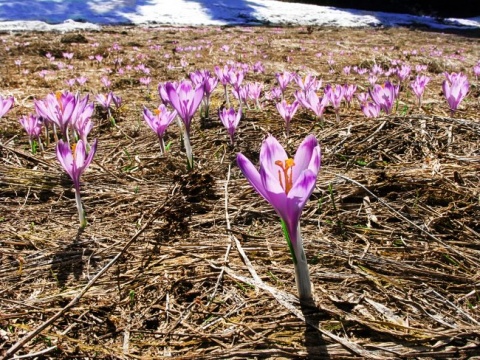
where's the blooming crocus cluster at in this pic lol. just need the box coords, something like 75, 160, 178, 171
295, 89, 329, 122
237, 134, 321, 301
165, 80, 204, 169
369, 81, 399, 115
190, 69, 218, 118
143, 104, 177, 154
442, 72, 469, 115
219, 106, 242, 145
57, 138, 97, 228
35, 91, 77, 139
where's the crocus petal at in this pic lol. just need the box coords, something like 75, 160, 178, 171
56, 139, 75, 180
259, 135, 289, 176
74, 140, 87, 172
236, 153, 270, 203
292, 135, 320, 183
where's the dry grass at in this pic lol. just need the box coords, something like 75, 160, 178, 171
0, 25, 480, 359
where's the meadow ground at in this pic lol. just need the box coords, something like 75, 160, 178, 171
1, 25, 480, 359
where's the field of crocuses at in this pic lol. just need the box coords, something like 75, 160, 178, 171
1, 26, 479, 358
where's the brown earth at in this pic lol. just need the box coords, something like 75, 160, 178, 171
0, 25, 480, 359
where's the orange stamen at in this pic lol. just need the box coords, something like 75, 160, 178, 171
56, 91, 63, 111
154, 108, 162, 116
71, 143, 77, 160
275, 158, 295, 194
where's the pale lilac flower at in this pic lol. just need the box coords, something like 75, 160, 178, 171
276, 100, 299, 137
325, 84, 345, 121
219, 107, 242, 145
140, 77, 151, 88
295, 90, 329, 121
369, 81, 398, 114
396, 64, 411, 82
0, 95, 14, 119
112, 93, 122, 110
371, 64, 383, 76
361, 102, 381, 118
237, 134, 321, 301
231, 84, 248, 107
343, 84, 357, 107
143, 104, 177, 154
343, 66, 351, 75
368, 75, 378, 86
473, 64, 480, 80
19, 114, 43, 153
276, 71, 295, 94
63, 52, 73, 60
442, 72, 469, 115
247, 82, 263, 109
56, 138, 98, 228
357, 92, 369, 105
65, 78, 76, 88
95, 92, 113, 110
101, 76, 112, 89
253, 61, 264, 73
295, 74, 321, 93
34, 91, 76, 138
410, 75, 430, 106
165, 80, 204, 168
76, 76, 88, 86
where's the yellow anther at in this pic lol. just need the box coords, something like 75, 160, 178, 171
154, 108, 162, 116
275, 158, 295, 194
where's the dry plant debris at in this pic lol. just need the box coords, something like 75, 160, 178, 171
0, 25, 480, 359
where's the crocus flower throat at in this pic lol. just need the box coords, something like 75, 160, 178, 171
275, 158, 295, 194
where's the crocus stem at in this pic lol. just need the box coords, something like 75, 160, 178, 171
335, 110, 340, 122
291, 223, 313, 301
183, 128, 193, 169
74, 186, 87, 228
282, 221, 313, 301
159, 137, 165, 155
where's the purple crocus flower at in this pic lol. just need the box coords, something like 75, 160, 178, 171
143, 104, 177, 154
325, 84, 345, 121
442, 72, 469, 115
276, 99, 299, 137
0, 95, 14, 119
295, 90, 329, 121
219, 107, 241, 145
56, 138, 98, 228
34, 91, 76, 139
190, 69, 218, 118
361, 102, 381, 118
343, 84, 357, 107
237, 134, 321, 300
295, 74, 321, 93
165, 80, 204, 169
396, 64, 411, 82
95, 92, 113, 110
369, 81, 398, 115
276, 71, 295, 96
410, 75, 430, 107
247, 82, 263, 110
19, 114, 43, 153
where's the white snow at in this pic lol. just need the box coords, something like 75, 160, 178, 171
0, 0, 478, 32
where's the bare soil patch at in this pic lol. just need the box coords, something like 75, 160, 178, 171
1, 26, 479, 359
